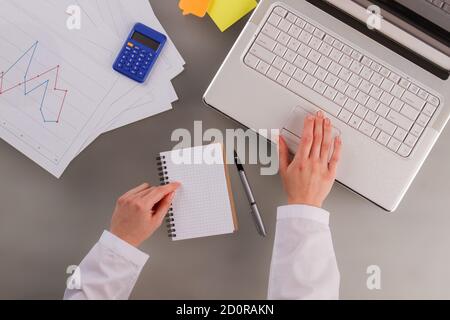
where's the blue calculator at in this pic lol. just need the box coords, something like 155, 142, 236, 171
113, 23, 167, 83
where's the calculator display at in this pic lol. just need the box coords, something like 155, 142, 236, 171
131, 31, 160, 51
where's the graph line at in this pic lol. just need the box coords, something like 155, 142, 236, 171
0, 41, 68, 123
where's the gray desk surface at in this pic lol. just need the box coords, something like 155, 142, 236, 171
1, 1, 449, 300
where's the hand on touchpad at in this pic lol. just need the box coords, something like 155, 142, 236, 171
281, 106, 341, 155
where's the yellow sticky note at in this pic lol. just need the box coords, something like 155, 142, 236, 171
207, 0, 257, 32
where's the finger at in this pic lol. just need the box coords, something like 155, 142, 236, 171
293, 115, 314, 164
329, 136, 343, 176
320, 117, 333, 162
153, 192, 175, 226
310, 111, 324, 159
278, 135, 289, 177
146, 182, 181, 204
121, 183, 151, 198
137, 186, 156, 197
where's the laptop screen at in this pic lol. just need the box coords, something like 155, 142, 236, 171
369, 0, 449, 47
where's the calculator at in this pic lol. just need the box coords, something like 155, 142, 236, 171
113, 23, 167, 83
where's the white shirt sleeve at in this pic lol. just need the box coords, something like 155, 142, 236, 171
267, 205, 340, 300
63, 231, 149, 300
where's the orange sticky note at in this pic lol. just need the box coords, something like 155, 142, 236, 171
179, 0, 212, 18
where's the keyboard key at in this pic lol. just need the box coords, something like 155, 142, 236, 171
328, 62, 342, 76
257, 33, 277, 51
359, 80, 372, 94
344, 99, 358, 113
402, 91, 426, 110
365, 110, 378, 125
305, 23, 315, 34
274, 7, 288, 17
308, 50, 321, 64
355, 105, 368, 118
349, 74, 362, 87
318, 55, 332, 69
288, 24, 302, 38
391, 85, 405, 98
410, 123, 424, 137
286, 12, 297, 23
417, 114, 430, 127
309, 37, 322, 50
338, 68, 352, 82
398, 144, 412, 157
370, 73, 384, 87
380, 78, 395, 92
389, 73, 401, 84
273, 56, 287, 70
276, 72, 290, 86
294, 55, 307, 69
256, 60, 270, 74
314, 28, 325, 39
295, 18, 306, 28
319, 43, 333, 56
268, 13, 282, 26
388, 138, 401, 152
278, 19, 292, 33
305, 61, 318, 74
349, 115, 362, 128
315, 67, 327, 81
418, 89, 428, 101
355, 91, 369, 105
427, 94, 440, 107
339, 55, 352, 69
409, 84, 420, 94
366, 97, 379, 111
338, 109, 352, 123
380, 67, 390, 77
377, 131, 390, 145
399, 78, 411, 89
360, 66, 373, 81
283, 62, 296, 76
401, 104, 420, 120
423, 103, 437, 117
274, 43, 288, 56
380, 91, 394, 106
324, 73, 338, 87
293, 69, 307, 82
393, 127, 407, 142
359, 121, 375, 136
299, 30, 312, 44
284, 49, 297, 63
361, 56, 372, 67
262, 23, 281, 39
334, 92, 348, 106
266, 66, 280, 80
313, 80, 327, 94
324, 86, 338, 100
277, 32, 290, 46
244, 53, 259, 69
336, 79, 349, 93
330, 48, 343, 62
298, 43, 311, 57
387, 110, 413, 130
250, 44, 275, 64
351, 51, 363, 61
369, 86, 383, 100
342, 45, 353, 56
404, 134, 418, 148
303, 74, 317, 88
376, 117, 396, 135
324, 34, 334, 45
287, 38, 301, 51
345, 85, 358, 99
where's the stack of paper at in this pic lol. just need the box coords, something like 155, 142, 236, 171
0, 0, 184, 178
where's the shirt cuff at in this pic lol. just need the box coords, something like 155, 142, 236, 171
277, 205, 330, 226
98, 231, 149, 267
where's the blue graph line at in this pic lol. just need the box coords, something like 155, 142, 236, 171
1, 41, 67, 123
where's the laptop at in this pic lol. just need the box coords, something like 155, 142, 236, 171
203, 0, 450, 212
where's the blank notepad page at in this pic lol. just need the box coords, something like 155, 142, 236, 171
160, 144, 235, 241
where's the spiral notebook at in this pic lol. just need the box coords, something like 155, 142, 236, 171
157, 144, 238, 241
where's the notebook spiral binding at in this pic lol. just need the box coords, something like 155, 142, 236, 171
157, 155, 176, 239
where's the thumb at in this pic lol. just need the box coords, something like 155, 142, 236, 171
278, 135, 289, 177
153, 192, 175, 226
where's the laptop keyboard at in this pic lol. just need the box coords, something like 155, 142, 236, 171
243, 5, 441, 158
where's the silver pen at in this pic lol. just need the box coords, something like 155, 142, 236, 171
234, 150, 267, 237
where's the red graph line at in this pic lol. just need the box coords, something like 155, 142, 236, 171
0, 64, 69, 123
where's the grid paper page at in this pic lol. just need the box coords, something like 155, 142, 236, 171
161, 144, 235, 241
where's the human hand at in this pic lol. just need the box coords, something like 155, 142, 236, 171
110, 182, 180, 247
279, 111, 342, 208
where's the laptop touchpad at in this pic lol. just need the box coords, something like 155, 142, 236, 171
281, 106, 341, 155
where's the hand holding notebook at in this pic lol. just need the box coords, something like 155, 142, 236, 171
157, 144, 238, 241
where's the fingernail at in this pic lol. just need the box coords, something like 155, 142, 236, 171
325, 118, 330, 126
317, 111, 324, 118
307, 115, 314, 121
